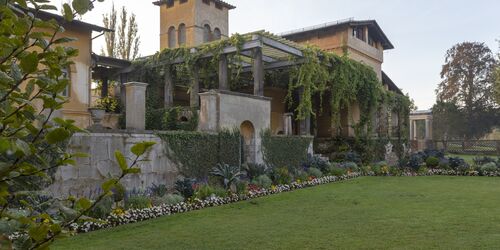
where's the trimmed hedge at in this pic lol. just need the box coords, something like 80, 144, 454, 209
158, 130, 240, 179
261, 130, 312, 170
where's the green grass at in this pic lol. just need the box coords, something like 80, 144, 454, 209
54, 177, 500, 250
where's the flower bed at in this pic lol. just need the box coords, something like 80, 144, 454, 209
69, 173, 362, 233
67, 168, 500, 234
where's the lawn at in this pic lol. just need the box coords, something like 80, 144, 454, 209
54, 177, 500, 249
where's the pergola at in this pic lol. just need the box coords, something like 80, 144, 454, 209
154, 31, 312, 134
91, 54, 132, 98
157, 31, 305, 107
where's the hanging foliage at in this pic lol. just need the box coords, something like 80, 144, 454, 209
128, 32, 411, 140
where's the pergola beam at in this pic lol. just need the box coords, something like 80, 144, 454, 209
260, 36, 303, 57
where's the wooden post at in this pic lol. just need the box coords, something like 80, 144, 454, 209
218, 55, 229, 90
164, 65, 174, 108
190, 64, 200, 108
101, 77, 108, 98
253, 48, 264, 96
119, 73, 128, 108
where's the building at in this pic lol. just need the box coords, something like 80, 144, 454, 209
154, 0, 235, 49
33, 10, 112, 129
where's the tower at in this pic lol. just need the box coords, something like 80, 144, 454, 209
154, 0, 235, 50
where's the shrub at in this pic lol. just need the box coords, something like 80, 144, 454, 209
212, 186, 229, 198
303, 155, 331, 173
328, 166, 346, 177
151, 194, 184, 206
307, 167, 323, 178
371, 165, 382, 176
235, 180, 249, 195
345, 151, 362, 165
111, 183, 126, 202
439, 158, 450, 170
418, 166, 429, 175
449, 157, 469, 171
194, 184, 215, 200
251, 175, 273, 189
149, 184, 168, 198
210, 163, 244, 189
270, 167, 293, 185
175, 178, 196, 198
473, 156, 498, 167
425, 157, 440, 168
295, 170, 310, 182
389, 166, 401, 176
342, 162, 359, 172
87, 196, 114, 219
408, 153, 424, 171
125, 196, 152, 210
423, 149, 445, 159
242, 163, 268, 180
261, 130, 312, 170
479, 162, 498, 175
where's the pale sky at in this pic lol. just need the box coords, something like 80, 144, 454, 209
52, 0, 500, 110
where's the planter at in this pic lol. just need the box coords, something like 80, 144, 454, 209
89, 108, 106, 129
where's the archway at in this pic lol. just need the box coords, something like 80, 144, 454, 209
240, 121, 256, 164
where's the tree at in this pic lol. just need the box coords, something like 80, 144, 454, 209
101, 4, 140, 60
432, 101, 464, 142
0, 1, 153, 248
436, 42, 499, 139
494, 40, 500, 104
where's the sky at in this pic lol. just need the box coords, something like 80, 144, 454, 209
52, 0, 500, 110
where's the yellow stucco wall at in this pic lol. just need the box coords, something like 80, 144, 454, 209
159, 0, 230, 49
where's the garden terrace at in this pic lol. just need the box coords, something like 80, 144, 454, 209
128, 30, 411, 140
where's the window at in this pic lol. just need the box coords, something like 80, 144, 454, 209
203, 24, 211, 42
213, 28, 221, 40
178, 23, 186, 46
166, 0, 174, 8
168, 26, 176, 48
202, 0, 210, 5
352, 27, 365, 41
180, 0, 187, 3
368, 36, 375, 47
60, 68, 70, 97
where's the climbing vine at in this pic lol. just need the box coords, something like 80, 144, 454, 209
129, 33, 412, 141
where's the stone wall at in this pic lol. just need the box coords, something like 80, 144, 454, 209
47, 132, 179, 198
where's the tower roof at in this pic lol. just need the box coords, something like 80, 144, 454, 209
153, 0, 236, 9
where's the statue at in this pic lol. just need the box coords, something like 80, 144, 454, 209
385, 142, 399, 167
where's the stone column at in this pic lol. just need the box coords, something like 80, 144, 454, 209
119, 73, 128, 108
124, 82, 148, 131
425, 117, 433, 141
218, 55, 229, 91
283, 113, 293, 136
253, 48, 264, 96
164, 66, 174, 108
190, 65, 200, 108
198, 91, 219, 133
413, 120, 418, 140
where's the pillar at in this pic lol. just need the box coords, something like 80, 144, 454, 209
298, 87, 311, 136
164, 66, 174, 108
119, 73, 128, 108
101, 77, 108, 98
124, 82, 148, 131
283, 113, 293, 136
425, 118, 432, 140
190, 64, 200, 108
218, 55, 229, 91
253, 48, 264, 96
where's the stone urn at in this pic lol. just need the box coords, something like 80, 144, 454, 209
88, 107, 106, 130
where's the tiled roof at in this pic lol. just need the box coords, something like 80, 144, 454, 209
280, 19, 394, 50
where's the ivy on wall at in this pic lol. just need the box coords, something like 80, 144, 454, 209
158, 130, 240, 179
261, 130, 313, 170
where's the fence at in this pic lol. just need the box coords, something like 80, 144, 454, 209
434, 140, 500, 155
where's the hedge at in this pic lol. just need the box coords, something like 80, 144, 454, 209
261, 130, 312, 170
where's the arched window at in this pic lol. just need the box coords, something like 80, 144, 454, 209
178, 24, 186, 46
213, 28, 221, 40
168, 26, 176, 48
203, 24, 211, 43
